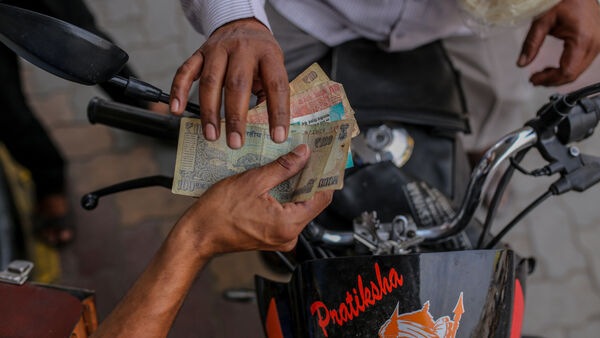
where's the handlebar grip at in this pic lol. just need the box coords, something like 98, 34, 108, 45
87, 97, 180, 141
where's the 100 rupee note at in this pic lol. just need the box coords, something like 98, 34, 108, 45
172, 117, 354, 202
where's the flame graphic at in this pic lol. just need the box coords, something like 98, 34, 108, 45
378, 292, 464, 338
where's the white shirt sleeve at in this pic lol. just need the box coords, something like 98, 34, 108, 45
180, 0, 271, 36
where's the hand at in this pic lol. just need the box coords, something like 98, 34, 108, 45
170, 18, 290, 149
178, 144, 333, 256
92, 145, 332, 338
517, 0, 600, 86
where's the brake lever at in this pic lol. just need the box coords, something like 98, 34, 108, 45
550, 153, 600, 195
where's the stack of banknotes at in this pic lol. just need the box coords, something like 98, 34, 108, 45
171, 63, 359, 202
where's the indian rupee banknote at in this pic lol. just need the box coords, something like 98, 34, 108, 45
249, 63, 358, 136
172, 117, 355, 202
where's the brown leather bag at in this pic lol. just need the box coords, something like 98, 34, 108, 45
0, 281, 98, 337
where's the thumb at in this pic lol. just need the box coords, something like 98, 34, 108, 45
252, 144, 310, 190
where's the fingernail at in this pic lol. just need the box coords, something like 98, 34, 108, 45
292, 144, 308, 156
272, 126, 286, 143
517, 54, 527, 66
229, 132, 242, 149
170, 98, 180, 113
204, 123, 217, 141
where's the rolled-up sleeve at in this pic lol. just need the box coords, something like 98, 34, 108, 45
180, 0, 271, 36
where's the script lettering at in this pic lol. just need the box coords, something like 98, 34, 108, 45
310, 263, 403, 337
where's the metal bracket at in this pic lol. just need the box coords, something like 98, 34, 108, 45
0, 260, 33, 285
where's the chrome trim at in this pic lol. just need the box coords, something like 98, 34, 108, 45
416, 127, 538, 240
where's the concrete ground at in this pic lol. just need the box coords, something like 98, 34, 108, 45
15, 1, 600, 337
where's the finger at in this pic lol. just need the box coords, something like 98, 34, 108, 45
529, 67, 565, 86
170, 51, 204, 115
259, 54, 290, 143
252, 80, 267, 104
249, 144, 310, 192
556, 40, 594, 84
518, 14, 555, 67
199, 48, 228, 141
530, 42, 590, 86
223, 52, 255, 149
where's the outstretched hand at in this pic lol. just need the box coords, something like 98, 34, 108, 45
517, 0, 600, 86
179, 143, 333, 256
170, 18, 290, 149
92, 144, 332, 338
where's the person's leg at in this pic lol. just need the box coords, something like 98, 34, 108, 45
0, 43, 73, 246
443, 28, 533, 156
443, 29, 533, 208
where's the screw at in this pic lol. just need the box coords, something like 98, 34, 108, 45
569, 146, 580, 157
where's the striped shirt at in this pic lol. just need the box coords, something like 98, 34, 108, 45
180, 0, 472, 51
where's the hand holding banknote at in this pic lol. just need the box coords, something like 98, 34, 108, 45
172, 118, 353, 202
93, 145, 332, 338
169, 18, 290, 148
172, 64, 359, 202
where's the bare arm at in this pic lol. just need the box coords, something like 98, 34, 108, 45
91, 145, 332, 337
517, 0, 600, 86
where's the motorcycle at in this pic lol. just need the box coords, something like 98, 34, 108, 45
84, 59, 600, 338
2, 3, 600, 337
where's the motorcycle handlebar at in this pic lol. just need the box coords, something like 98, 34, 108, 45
313, 94, 600, 246
87, 97, 180, 140
85, 90, 600, 246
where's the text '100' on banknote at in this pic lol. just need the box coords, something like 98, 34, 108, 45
172, 118, 354, 202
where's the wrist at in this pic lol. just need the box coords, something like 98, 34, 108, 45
169, 210, 218, 263
212, 17, 272, 38
198, 0, 272, 37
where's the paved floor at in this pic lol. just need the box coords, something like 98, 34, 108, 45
15, 1, 600, 337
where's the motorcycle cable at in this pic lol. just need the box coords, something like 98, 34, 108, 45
298, 232, 318, 260
273, 251, 295, 273
476, 149, 528, 249
510, 157, 551, 176
479, 86, 591, 249
484, 85, 600, 249
484, 190, 553, 249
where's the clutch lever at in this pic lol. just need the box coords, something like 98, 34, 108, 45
81, 175, 173, 210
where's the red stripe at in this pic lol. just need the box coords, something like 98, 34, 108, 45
510, 279, 525, 338
266, 298, 284, 338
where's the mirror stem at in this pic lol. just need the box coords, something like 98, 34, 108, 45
108, 75, 200, 114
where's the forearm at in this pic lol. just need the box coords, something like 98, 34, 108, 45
180, 0, 271, 35
92, 218, 211, 337
89, 144, 332, 337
